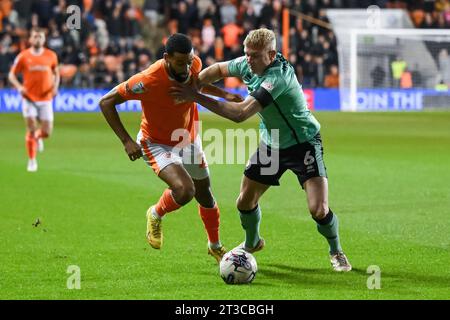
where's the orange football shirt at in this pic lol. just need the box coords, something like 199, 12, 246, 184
117, 55, 202, 147
10, 48, 58, 102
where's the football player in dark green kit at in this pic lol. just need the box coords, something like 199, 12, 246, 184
170, 28, 351, 272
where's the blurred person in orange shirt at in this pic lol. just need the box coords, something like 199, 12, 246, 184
400, 68, 413, 89
221, 22, 244, 49
324, 64, 339, 88
8, 28, 59, 172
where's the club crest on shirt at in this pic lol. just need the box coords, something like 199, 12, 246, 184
131, 81, 146, 94
261, 81, 274, 92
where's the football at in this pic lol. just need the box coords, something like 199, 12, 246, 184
219, 248, 258, 284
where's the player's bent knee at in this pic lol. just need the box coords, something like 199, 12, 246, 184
309, 202, 329, 220
172, 183, 196, 205
236, 193, 258, 211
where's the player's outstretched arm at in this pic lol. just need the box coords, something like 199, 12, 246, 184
198, 62, 230, 85
170, 84, 261, 123
197, 61, 243, 102
200, 84, 244, 102
203, 95, 262, 123
99, 87, 142, 161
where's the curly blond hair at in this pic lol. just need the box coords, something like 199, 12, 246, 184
243, 28, 276, 50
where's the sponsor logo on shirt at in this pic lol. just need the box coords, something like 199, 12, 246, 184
29, 65, 50, 72
261, 81, 274, 92
131, 81, 146, 94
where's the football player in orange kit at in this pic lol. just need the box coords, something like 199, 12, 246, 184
99, 33, 242, 263
8, 27, 59, 172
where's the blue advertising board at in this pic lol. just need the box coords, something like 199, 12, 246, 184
0, 88, 447, 113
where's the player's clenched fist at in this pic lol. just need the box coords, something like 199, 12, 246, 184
169, 82, 197, 102
124, 139, 142, 161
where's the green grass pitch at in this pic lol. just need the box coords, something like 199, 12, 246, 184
0, 111, 449, 300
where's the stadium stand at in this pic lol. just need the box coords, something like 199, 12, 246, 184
0, 0, 449, 89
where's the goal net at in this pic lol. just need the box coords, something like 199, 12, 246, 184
326, 9, 450, 111
347, 29, 450, 111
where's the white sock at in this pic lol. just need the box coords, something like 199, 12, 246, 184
151, 206, 162, 220
209, 241, 222, 249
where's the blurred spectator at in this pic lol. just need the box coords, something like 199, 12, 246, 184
94, 18, 109, 51
259, 0, 274, 28
124, 2, 143, 38
12, 0, 32, 29
214, 36, 225, 61
202, 18, 216, 49
52, 0, 68, 30
59, 64, 77, 86
0, 43, 14, 87
435, 79, 449, 91
143, 0, 160, 27
411, 64, 423, 88
315, 56, 325, 87
106, 3, 123, 46
221, 22, 243, 48
228, 43, 243, 60
198, 0, 214, 18
133, 38, 152, 61
202, 3, 221, 31
250, 0, 265, 18
138, 53, 151, 71
444, 4, 450, 26
301, 53, 317, 87
175, 1, 191, 34
47, 20, 64, 56
421, 12, 438, 28
400, 68, 413, 89
242, 3, 257, 29
324, 65, 340, 88
298, 29, 312, 57
410, 6, 425, 27
391, 56, 407, 87
32, 0, 53, 28
371, 65, 386, 88
220, 0, 237, 25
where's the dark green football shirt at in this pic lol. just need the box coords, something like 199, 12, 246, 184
228, 52, 320, 149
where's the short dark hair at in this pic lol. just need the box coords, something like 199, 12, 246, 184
165, 33, 192, 55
